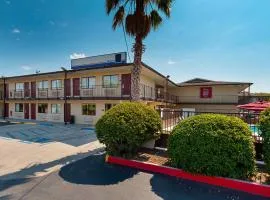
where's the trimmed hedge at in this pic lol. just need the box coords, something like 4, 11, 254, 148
168, 114, 256, 179
96, 102, 162, 157
259, 108, 270, 172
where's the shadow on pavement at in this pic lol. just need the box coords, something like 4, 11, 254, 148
59, 154, 139, 185
150, 173, 268, 200
0, 147, 104, 192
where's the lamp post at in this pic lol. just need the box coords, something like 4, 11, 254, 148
61, 67, 68, 125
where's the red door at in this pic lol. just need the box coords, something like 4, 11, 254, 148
73, 78, 80, 96
121, 74, 131, 96
24, 82, 30, 97
4, 103, 9, 118
64, 103, 71, 123
31, 103, 36, 120
24, 103, 29, 119
65, 79, 71, 97
31, 82, 36, 98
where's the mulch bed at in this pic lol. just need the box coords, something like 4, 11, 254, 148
133, 148, 270, 185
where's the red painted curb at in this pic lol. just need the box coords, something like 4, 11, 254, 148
107, 155, 270, 198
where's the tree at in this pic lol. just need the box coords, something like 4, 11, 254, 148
106, 0, 173, 101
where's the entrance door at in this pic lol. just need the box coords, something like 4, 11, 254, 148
4, 103, 9, 118
64, 103, 71, 123
31, 103, 36, 120
31, 82, 36, 98
64, 79, 71, 97
73, 78, 80, 96
121, 74, 131, 97
24, 103, 29, 119
4, 83, 9, 99
24, 82, 30, 98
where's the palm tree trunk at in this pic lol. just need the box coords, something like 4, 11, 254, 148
131, 35, 143, 101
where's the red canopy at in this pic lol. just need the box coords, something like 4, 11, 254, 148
237, 101, 270, 112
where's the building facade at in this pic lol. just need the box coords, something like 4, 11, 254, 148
0, 53, 252, 124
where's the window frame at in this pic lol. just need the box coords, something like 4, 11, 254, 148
15, 83, 24, 91
15, 103, 24, 112
102, 75, 119, 88
81, 76, 96, 89
82, 104, 96, 116
38, 80, 49, 90
51, 80, 63, 90
51, 104, 61, 114
38, 103, 48, 114
200, 87, 213, 98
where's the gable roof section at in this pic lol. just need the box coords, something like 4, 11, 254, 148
178, 78, 252, 87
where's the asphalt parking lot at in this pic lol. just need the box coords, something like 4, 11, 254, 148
0, 154, 266, 200
0, 122, 103, 180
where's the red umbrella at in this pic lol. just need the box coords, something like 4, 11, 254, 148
237, 101, 270, 112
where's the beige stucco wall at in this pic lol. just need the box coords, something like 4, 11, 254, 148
69, 100, 127, 125
169, 85, 240, 104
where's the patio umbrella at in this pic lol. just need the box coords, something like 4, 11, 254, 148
237, 101, 270, 112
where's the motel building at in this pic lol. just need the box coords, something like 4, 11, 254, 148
0, 52, 252, 125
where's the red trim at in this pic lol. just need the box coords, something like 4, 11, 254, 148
107, 155, 270, 198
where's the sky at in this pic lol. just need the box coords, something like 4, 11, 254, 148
0, 0, 269, 92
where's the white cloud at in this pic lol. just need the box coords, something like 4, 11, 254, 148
21, 66, 31, 71
12, 28, 20, 34
70, 53, 86, 59
168, 59, 176, 65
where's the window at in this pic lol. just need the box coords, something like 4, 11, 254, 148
38, 103, 48, 113
103, 75, 119, 88
200, 87, 212, 98
51, 80, 62, 89
15, 83, 24, 91
82, 104, 96, 115
105, 103, 117, 111
51, 104, 61, 114
38, 81, 48, 90
81, 77, 96, 88
15, 103, 23, 112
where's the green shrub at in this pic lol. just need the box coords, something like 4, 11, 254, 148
168, 114, 256, 179
259, 108, 270, 172
96, 102, 162, 157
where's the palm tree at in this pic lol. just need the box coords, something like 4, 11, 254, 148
106, 0, 173, 101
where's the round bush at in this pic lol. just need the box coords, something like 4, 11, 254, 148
168, 114, 256, 179
259, 108, 270, 172
96, 102, 162, 157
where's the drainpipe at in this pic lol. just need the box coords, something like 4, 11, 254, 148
3, 77, 6, 120
61, 67, 67, 125
164, 75, 170, 107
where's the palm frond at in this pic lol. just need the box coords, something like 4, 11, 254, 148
106, 0, 120, 14
150, 10, 162, 30
152, 0, 173, 17
112, 6, 125, 29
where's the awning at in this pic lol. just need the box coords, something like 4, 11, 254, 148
237, 101, 270, 112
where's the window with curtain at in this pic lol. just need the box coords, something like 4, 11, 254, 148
82, 104, 96, 115
51, 104, 61, 114
81, 77, 96, 88
15, 103, 23, 112
38, 81, 48, 90
15, 83, 24, 91
51, 80, 62, 89
38, 103, 48, 113
102, 75, 118, 88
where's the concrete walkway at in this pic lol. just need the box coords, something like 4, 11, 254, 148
0, 122, 104, 180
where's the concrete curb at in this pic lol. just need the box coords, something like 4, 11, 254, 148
106, 155, 270, 198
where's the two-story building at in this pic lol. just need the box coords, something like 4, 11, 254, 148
0, 52, 252, 124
